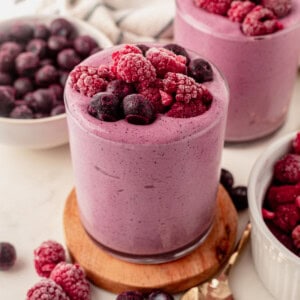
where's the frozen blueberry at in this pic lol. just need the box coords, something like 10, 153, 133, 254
34, 112, 48, 118
148, 291, 174, 300
136, 44, 150, 56
73, 35, 98, 57
188, 59, 213, 83
0, 30, 9, 44
230, 186, 248, 211
9, 23, 33, 43
14, 77, 34, 98
164, 43, 190, 64
15, 52, 40, 76
35, 65, 58, 86
1, 41, 23, 57
123, 94, 155, 125
90, 47, 103, 55
26, 39, 47, 58
59, 71, 69, 86
9, 104, 33, 119
0, 86, 15, 116
33, 24, 50, 40
40, 58, 55, 67
116, 291, 144, 300
0, 51, 15, 73
57, 49, 81, 70
50, 104, 65, 116
29, 88, 54, 114
49, 18, 76, 39
47, 35, 69, 52
88, 92, 122, 122
0, 72, 12, 85
106, 80, 135, 100
0, 242, 16, 270
220, 168, 234, 192
49, 84, 63, 101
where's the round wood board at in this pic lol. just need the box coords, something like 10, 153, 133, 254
63, 185, 238, 294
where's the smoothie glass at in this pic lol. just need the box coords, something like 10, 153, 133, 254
175, 0, 300, 142
65, 45, 229, 263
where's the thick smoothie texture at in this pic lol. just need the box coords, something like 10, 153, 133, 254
175, 0, 300, 142
65, 45, 229, 262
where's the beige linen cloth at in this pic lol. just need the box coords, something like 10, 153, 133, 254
3, 0, 175, 45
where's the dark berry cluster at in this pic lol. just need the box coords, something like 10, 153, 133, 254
0, 18, 102, 119
262, 132, 300, 257
27, 240, 91, 300
194, 0, 291, 36
70, 43, 214, 125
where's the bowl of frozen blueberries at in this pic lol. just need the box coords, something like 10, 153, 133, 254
248, 131, 300, 300
0, 15, 112, 149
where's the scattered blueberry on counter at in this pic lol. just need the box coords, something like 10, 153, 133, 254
0, 242, 16, 270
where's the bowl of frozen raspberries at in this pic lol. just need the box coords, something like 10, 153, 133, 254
248, 131, 300, 300
0, 15, 112, 149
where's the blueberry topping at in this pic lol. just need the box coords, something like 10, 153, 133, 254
26, 39, 47, 59
57, 49, 81, 70
49, 18, 76, 39
164, 43, 190, 64
220, 168, 234, 192
73, 35, 98, 57
9, 23, 33, 43
106, 80, 135, 100
188, 59, 213, 83
35, 65, 58, 86
14, 77, 34, 98
230, 186, 248, 211
148, 291, 174, 300
116, 291, 144, 300
88, 92, 122, 122
0, 242, 16, 270
0, 86, 15, 116
136, 44, 150, 56
9, 104, 33, 119
33, 24, 50, 40
15, 52, 40, 76
123, 94, 155, 125
50, 104, 65, 116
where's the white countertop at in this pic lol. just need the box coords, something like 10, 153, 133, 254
1, 73, 299, 300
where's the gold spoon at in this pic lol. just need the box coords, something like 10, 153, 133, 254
181, 222, 252, 300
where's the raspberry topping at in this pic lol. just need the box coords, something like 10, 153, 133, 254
145, 47, 187, 77
194, 0, 232, 15
70, 65, 107, 97
242, 5, 283, 36
112, 44, 142, 65
227, 1, 256, 22
262, 0, 292, 18
292, 225, 300, 249
166, 99, 207, 118
34, 240, 66, 278
50, 262, 90, 300
274, 154, 300, 184
26, 279, 70, 300
116, 53, 156, 85
292, 132, 300, 155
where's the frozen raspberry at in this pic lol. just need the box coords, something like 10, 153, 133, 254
262, 208, 276, 220
188, 59, 213, 83
227, 1, 256, 22
123, 94, 156, 125
292, 132, 300, 155
262, 0, 292, 17
274, 154, 300, 184
116, 291, 144, 300
273, 203, 300, 232
267, 184, 300, 208
97, 65, 116, 81
26, 279, 70, 300
50, 18, 76, 39
164, 43, 191, 64
16, 52, 40, 76
146, 47, 186, 77
242, 5, 283, 36
26, 39, 48, 59
35, 65, 59, 87
160, 90, 173, 107
34, 240, 66, 278
106, 80, 134, 100
116, 53, 156, 85
1, 41, 23, 57
88, 92, 122, 122
292, 225, 300, 249
166, 98, 207, 118
194, 0, 232, 15
73, 35, 98, 57
112, 44, 142, 65
57, 49, 81, 71
148, 291, 174, 300
70, 65, 107, 97
10, 104, 33, 119
33, 24, 50, 40
220, 168, 234, 192
0, 242, 16, 270
50, 262, 90, 300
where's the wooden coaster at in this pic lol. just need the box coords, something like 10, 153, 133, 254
63, 185, 238, 294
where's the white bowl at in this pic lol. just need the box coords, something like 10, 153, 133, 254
0, 15, 112, 149
248, 131, 300, 300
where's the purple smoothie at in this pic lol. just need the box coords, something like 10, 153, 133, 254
175, 0, 300, 142
65, 45, 229, 263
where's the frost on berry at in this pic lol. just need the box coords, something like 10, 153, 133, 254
262, 0, 292, 18
34, 240, 66, 278
166, 99, 207, 118
194, 0, 232, 15
70, 65, 108, 97
112, 44, 142, 65
273, 203, 299, 233
227, 1, 256, 22
274, 154, 300, 184
242, 5, 283, 36
145, 47, 187, 77
50, 262, 90, 300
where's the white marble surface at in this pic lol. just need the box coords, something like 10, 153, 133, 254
1, 73, 300, 299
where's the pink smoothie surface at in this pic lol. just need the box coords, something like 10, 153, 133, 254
175, 0, 300, 142
65, 45, 229, 258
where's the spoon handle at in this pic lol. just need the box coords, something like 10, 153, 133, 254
222, 221, 252, 277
